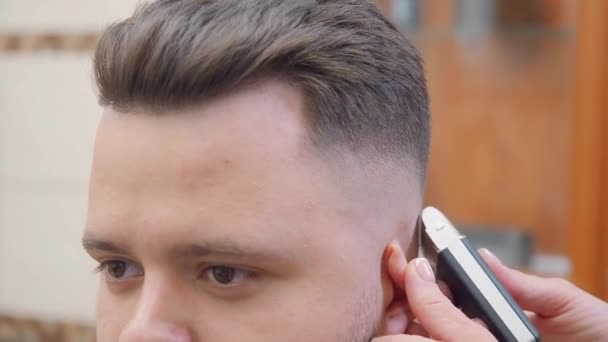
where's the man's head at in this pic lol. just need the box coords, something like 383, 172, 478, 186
84, 0, 430, 341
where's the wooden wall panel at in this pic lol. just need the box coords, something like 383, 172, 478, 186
378, 0, 607, 295
375, 0, 392, 15
422, 0, 455, 31
377, 0, 575, 258
568, 0, 608, 298
420, 35, 573, 254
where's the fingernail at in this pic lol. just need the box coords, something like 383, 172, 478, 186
480, 248, 499, 263
415, 258, 435, 282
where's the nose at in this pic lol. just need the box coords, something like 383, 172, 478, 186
121, 324, 192, 342
119, 276, 194, 342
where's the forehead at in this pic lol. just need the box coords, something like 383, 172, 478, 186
93, 80, 310, 186
87, 80, 350, 253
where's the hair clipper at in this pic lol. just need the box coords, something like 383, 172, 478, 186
417, 207, 540, 342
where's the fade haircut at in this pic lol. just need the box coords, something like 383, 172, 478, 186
94, 0, 430, 177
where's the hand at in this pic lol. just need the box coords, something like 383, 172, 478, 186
479, 248, 608, 342
374, 244, 496, 341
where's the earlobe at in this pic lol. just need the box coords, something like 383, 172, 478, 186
379, 300, 410, 335
378, 242, 410, 335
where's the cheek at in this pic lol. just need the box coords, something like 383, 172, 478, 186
285, 283, 381, 341
96, 287, 130, 341
227, 279, 380, 341
94, 281, 381, 342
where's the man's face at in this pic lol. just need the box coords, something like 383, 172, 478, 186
85, 80, 419, 341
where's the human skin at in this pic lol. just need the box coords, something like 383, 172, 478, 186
84, 79, 422, 342
375, 246, 608, 342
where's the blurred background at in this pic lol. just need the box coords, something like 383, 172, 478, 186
0, 0, 606, 340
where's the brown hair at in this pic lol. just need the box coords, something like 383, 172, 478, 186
94, 0, 430, 176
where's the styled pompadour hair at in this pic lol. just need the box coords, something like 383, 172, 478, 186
94, 0, 430, 176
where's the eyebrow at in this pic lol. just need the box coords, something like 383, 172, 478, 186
168, 241, 291, 260
82, 234, 294, 261
82, 236, 130, 255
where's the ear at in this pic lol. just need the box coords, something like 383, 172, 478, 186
378, 242, 410, 335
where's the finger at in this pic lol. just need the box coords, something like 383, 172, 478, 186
524, 311, 542, 327
524, 310, 536, 320
437, 280, 453, 302
472, 318, 488, 330
372, 335, 432, 342
403, 258, 495, 341
479, 248, 576, 317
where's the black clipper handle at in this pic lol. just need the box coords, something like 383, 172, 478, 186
436, 238, 540, 342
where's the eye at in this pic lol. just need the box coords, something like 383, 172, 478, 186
201, 266, 254, 286
97, 260, 142, 282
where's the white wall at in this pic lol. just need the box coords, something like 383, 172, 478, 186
0, 0, 141, 324
0, 0, 141, 32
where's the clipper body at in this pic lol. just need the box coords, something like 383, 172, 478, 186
418, 207, 540, 342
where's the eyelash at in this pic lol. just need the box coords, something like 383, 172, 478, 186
199, 265, 258, 287
94, 260, 259, 288
95, 259, 143, 283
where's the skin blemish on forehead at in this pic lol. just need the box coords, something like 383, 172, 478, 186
177, 154, 237, 191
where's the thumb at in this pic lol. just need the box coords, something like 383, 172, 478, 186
404, 258, 494, 341
479, 248, 576, 317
